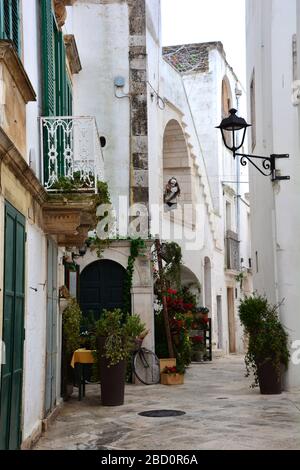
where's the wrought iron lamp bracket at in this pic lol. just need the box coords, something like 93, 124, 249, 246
234, 152, 290, 182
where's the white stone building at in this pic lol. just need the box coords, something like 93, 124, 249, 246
246, 0, 300, 389
68, 0, 252, 355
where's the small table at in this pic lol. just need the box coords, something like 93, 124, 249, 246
70, 349, 95, 400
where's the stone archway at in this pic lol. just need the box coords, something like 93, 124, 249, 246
162, 119, 193, 207
76, 241, 155, 350
222, 75, 233, 118
180, 265, 201, 304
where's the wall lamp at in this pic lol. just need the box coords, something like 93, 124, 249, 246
216, 109, 290, 182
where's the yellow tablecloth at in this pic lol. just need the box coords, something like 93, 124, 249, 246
70, 349, 96, 368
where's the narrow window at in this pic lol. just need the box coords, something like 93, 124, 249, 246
226, 201, 232, 232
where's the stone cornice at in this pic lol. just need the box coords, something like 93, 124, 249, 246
0, 128, 46, 205
0, 40, 36, 103
64, 35, 82, 74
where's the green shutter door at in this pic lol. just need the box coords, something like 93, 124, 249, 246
0, 202, 25, 450
45, 238, 58, 416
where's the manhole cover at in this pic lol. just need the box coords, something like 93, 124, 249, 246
138, 410, 186, 418
216, 397, 229, 400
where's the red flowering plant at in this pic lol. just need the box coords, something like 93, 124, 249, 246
163, 365, 185, 375
191, 334, 206, 352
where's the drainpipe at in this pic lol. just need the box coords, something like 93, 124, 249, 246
235, 84, 242, 265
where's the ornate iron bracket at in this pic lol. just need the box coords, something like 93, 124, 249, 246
235, 153, 290, 182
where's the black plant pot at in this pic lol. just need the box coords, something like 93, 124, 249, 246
257, 361, 282, 395
97, 336, 126, 406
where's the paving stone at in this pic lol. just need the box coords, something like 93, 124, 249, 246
34, 356, 300, 450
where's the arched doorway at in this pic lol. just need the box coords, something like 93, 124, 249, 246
79, 260, 127, 319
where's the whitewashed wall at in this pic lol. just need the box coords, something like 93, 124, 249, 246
22, 224, 47, 440
70, 1, 130, 211
246, 0, 300, 389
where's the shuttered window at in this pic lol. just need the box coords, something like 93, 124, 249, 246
41, 0, 72, 116
0, 0, 21, 55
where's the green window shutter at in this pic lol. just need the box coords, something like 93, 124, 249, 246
0, 0, 21, 56
11, 0, 20, 54
41, 0, 56, 116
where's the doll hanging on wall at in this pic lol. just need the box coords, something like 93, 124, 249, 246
164, 177, 181, 211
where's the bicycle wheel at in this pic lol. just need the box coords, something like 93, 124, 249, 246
133, 348, 160, 385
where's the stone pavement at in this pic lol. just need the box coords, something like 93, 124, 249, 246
34, 356, 300, 450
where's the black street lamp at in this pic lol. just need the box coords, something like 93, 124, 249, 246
216, 109, 290, 181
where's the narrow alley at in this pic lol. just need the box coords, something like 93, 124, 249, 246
35, 357, 300, 451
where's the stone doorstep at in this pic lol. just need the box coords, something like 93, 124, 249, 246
21, 423, 42, 450
21, 400, 63, 450
42, 401, 64, 434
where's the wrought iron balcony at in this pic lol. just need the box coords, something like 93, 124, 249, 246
40, 116, 104, 193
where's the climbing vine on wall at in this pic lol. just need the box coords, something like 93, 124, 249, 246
123, 238, 147, 316
87, 181, 113, 257
157, 241, 183, 290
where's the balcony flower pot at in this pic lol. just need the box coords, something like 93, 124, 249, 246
161, 372, 184, 385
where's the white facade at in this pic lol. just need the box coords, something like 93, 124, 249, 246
68, 0, 252, 355
246, 0, 300, 389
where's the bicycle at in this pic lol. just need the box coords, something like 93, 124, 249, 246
132, 338, 161, 385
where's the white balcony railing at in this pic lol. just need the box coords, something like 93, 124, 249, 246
40, 116, 104, 193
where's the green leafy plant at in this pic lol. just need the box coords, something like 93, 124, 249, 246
61, 298, 82, 399
123, 238, 147, 314
95, 309, 146, 367
239, 293, 290, 387
62, 298, 82, 356
160, 242, 183, 289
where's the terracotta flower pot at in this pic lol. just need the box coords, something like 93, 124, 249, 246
161, 373, 184, 385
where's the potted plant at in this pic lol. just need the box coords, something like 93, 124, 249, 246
95, 309, 146, 406
239, 294, 290, 394
61, 298, 82, 400
191, 334, 206, 362
161, 365, 185, 385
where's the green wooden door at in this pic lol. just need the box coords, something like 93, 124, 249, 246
45, 238, 58, 416
0, 202, 25, 450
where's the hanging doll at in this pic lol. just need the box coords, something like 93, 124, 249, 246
164, 177, 181, 211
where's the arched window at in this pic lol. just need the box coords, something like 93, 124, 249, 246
222, 77, 232, 118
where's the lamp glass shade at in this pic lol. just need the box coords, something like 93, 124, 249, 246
216, 109, 251, 152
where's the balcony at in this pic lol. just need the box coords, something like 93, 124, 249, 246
40, 116, 104, 193
225, 230, 240, 272
40, 116, 105, 246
